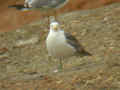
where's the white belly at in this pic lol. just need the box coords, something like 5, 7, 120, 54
46, 31, 75, 57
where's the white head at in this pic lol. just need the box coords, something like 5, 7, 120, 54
50, 22, 60, 31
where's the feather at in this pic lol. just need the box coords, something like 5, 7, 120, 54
64, 32, 92, 56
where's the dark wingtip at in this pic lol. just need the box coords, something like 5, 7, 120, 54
78, 49, 92, 56
84, 51, 92, 56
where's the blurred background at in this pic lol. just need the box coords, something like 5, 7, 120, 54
0, 0, 120, 32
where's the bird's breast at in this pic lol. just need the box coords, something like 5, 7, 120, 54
46, 32, 75, 57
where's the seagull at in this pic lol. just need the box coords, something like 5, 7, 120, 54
46, 19, 92, 71
8, 0, 68, 11
8, 0, 69, 27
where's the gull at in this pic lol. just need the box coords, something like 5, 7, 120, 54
8, 0, 69, 26
8, 0, 69, 11
46, 19, 92, 71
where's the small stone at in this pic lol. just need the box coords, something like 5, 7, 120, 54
14, 37, 39, 47
53, 69, 58, 73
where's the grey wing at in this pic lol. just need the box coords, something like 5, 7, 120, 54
64, 32, 91, 56
64, 32, 83, 52
31, 0, 68, 8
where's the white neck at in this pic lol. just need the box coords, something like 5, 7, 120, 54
49, 28, 61, 33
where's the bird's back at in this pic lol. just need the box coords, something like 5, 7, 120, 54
31, 0, 68, 9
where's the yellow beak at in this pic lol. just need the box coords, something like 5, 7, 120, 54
53, 25, 58, 30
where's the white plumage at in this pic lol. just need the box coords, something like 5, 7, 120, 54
46, 21, 91, 71
46, 22, 76, 57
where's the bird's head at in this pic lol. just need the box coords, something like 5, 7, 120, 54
50, 22, 60, 31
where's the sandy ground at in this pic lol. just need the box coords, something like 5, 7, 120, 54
0, 3, 120, 90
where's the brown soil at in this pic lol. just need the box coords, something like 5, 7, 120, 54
0, 0, 120, 32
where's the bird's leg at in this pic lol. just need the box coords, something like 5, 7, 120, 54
47, 55, 52, 61
58, 57, 63, 71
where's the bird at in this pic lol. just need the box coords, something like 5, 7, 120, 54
8, 0, 69, 27
46, 18, 92, 71
8, 0, 69, 12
